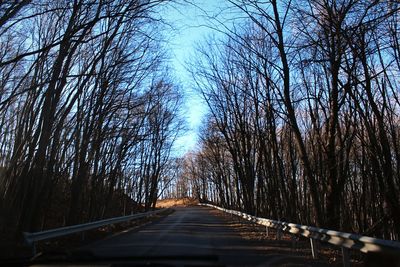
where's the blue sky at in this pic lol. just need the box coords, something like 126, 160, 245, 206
161, 0, 227, 156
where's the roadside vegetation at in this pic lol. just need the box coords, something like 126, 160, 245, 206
0, 0, 182, 242
1, 1, 400, 259
181, 0, 400, 240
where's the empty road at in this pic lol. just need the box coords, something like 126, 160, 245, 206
81, 206, 328, 266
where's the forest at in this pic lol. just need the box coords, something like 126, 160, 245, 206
1, 0, 400, 245
0, 0, 182, 238
181, 0, 400, 241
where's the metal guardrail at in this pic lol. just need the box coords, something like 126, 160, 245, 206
200, 203, 400, 266
23, 208, 167, 255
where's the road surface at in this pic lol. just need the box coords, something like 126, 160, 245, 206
81, 205, 328, 266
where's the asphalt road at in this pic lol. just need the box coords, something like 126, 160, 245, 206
81, 206, 328, 266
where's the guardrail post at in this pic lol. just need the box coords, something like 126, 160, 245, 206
310, 238, 318, 259
23, 232, 36, 256
266, 226, 269, 237
276, 226, 282, 240
291, 235, 297, 251
32, 242, 36, 256
341, 247, 350, 267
